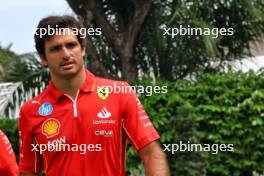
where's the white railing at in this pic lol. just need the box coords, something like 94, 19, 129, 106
0, 82, 23, 118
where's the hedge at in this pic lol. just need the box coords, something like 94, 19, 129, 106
129, 70, 264, 175
1, 70, 264, 175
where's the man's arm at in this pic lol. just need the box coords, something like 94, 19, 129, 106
19, 108, 42, 175
138, 141, 170, 176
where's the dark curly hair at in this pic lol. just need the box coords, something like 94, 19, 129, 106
34, 15, 86, 57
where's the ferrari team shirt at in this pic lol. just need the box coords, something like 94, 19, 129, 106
19, 69, 160, 176
0, 129, 19, 176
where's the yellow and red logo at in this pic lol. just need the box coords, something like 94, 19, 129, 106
97, 87, 110, 100
42, 118, 60, 138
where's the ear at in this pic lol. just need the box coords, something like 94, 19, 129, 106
82, 49, 85, 57
40, 55, 48, 67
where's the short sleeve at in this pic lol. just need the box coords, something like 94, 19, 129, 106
18, 108, 42, 174
0, 129, 19, 176
122, 83, 160, 151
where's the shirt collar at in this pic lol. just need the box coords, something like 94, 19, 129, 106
47, 69, 96, 103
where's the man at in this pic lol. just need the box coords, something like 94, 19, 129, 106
19, 15, 169, 176
0, 129, 19, 176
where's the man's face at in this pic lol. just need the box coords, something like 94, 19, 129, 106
41, 29, 85, 78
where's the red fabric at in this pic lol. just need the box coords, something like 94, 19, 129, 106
0, 130, 19, 176
19, 69, 159, 176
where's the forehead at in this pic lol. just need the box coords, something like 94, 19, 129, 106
45, 29, 79, 47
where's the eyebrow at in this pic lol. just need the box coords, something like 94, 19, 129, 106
49, 40, 80, 53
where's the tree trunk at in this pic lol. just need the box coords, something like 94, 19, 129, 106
119, 46, 137, 81
66, 0, 152, 80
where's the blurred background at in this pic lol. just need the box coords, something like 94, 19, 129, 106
0, 0, 264, 175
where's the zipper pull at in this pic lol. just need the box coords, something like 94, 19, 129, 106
73, 102, 78, 118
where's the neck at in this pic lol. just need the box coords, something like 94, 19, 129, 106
51, 67, 86, 99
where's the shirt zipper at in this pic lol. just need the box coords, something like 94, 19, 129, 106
64, 90, 80, 118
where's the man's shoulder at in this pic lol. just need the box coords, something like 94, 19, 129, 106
20, 89, 49, 112
94, 76, 129, 87
93, 76, 135, 100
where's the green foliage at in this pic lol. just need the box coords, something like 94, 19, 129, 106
4, 53, 49, 92
0, 44, 16, 67
0, 45, 17, 81
127, 70, 264, 175
137, 0, 264, 80
189, 70, 264, 176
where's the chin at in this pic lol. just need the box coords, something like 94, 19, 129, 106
62, 70, 78, 76
61, 68, 82, 76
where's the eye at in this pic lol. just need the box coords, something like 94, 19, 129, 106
66, 42, 78, 49
49, 45, 61, 53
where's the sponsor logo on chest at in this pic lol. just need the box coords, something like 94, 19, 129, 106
42, 118, 60, 138
95, 130, 113, 137
38, 103, 53, 116
93, 107, 116, 125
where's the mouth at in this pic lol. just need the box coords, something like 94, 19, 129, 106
60, 60, 75, 70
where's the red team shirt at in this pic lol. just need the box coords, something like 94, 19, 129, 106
19, 69, 160, 176
0, 130, 19, 176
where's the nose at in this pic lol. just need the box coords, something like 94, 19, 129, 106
61, 46, 71, 60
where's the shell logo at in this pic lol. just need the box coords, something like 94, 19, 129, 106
42, 118, 60, 138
